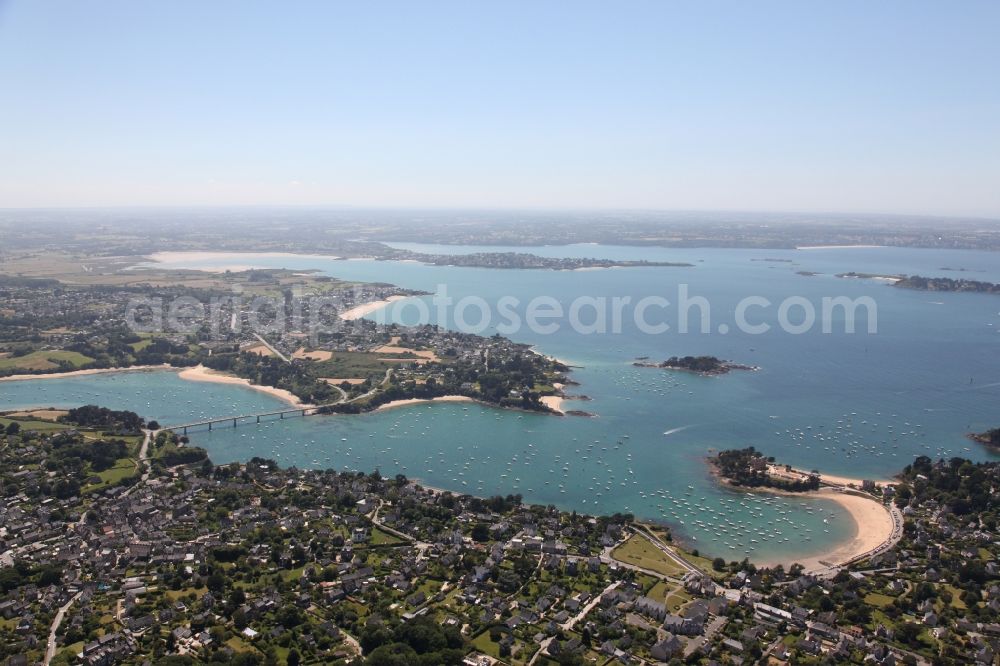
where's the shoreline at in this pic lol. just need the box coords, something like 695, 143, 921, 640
373, 395, 475, 412
175, 365, 309, 407
795, 244, 884, 250
528, 347, 579, 368
339, 295, 411, 321
539, 396, 565, 414
707, 462, 896, 572
0, 364, 174, 382
772, 463, 894, 488
0, 363, 307, 410
747, 487, 895, 572
540, 381, 566, 414
3, 363, 897, 573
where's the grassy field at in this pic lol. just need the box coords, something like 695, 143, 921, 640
130, 336, 153, 351
165, 586, 209, 600
611, 533, 687, 578
224, 636, 258, 655
645, 579, 692, 612
313, 352, 399, 380
0, 350, 94, 371
864, 592, 896, 608
82, 458, 138, 492
370, 525, 405, 545
676, 549, 720, 576
470, 630, 502, 659
0, 416, 72, 433
941, 583, 967, 610
97, 459, 138, 484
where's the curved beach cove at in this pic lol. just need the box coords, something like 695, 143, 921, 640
4, 245, 999, 568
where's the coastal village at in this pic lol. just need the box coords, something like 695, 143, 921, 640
4, 1, 1000, 662
0, 256, 998, 665
0, 271, 573, 414
0, 407, 997, 666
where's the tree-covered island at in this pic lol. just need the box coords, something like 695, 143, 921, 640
633, 356, 757, 376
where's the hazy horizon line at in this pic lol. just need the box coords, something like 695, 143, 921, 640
1, 203, 999, 224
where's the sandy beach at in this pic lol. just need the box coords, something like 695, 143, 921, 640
540, 396, 565, 414
529, 347, 577, 368
820, 472, 894, 488
0, 364, 173, 382
788, 488, 895, 571
374, 395, 474, 412
771, 464, 893, 488
735, 482, 896, 572
339, 295, 411, 321
176, 365, 309, 407
540, 382, 566, 414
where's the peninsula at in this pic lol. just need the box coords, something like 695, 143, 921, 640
0, 272, 569, 415
837, 272, 1000, 295
969, 427, 1000, 448
387, 249, 694, 270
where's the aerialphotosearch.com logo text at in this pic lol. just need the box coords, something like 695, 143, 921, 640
377, 285, 878, 336
125, 283, 878, 339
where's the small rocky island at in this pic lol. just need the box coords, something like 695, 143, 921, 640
634, 355, 757, 376
969, 428, 1000, 448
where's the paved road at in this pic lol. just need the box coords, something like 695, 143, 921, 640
527, 636, 554, 666
684, 614, 727, 657
43, 590, 83, 666
327, 384, 348, 404
369, 500, 434, 558
348, 369, 393, 404
121, 429, 154, 497
252, 333, 290, 363
561, 580, 619, 631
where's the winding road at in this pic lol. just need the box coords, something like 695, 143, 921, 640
42, 590, 83, 666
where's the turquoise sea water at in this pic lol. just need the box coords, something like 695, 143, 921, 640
4, 246, 999, 565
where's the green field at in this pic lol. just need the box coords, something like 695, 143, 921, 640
470, 630, 502, 659
611, 533, 687, 578
0, 350, 94, 371
646, 580, 692, 612
83, 458, 138, 492
370, 525, 405, 545
313, 352, 399, 380
864, 592, 896, 608
0, 416, 71, 433
130, 336, 153, 351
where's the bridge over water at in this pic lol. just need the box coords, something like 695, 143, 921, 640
163, 405, 327, 434
162, 369, 388, 434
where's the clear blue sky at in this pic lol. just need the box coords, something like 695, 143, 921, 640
1, 1, 998, 216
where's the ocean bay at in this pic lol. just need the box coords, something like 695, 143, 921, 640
4, 245, 999, 566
